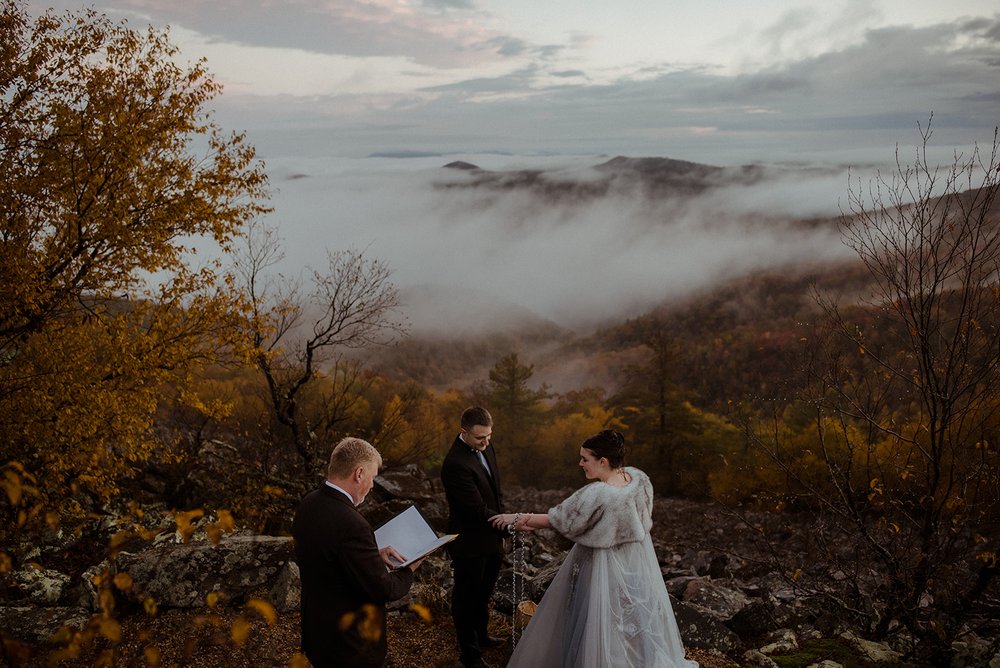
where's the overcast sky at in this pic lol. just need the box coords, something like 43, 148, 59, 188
31, 0, 1000, 166
27, 0, 1000, 332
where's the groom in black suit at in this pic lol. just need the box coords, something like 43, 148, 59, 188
293, 437, 421, 668
440, 406, 506, 668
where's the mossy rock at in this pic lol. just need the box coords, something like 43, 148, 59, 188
770, 637, 907, 668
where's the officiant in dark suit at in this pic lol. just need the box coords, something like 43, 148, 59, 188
440, 406, 506, 668
293, 437, 421, 668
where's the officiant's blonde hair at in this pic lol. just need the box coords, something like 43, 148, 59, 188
327, 437, 382, 479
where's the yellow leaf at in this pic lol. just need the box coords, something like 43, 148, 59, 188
1, 470, 22, 505
100, 589, 115, 615
246, 598, 277, 626
144, 597, 158, 616
231, 616, 250, 646
206, 524, 222, 545
109, 531, 131, 556
113, 572, 133, 591
49, 627, 75, 645
338, 611, 356, 632
356, 603, 382, 643
99, 618, 121, 643
289, 653, 309, 668
129, 501, 145, 519
216, 509, 235, 533
408, 603, 432, 623
206, 592, 220, 608
175, 509, 205, 543
144, 645, 161, 666
137, 526, 163, 541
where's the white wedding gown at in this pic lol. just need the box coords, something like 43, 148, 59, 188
507, 468, 698, 668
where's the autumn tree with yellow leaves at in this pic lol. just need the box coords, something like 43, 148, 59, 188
0, 1, 269, 518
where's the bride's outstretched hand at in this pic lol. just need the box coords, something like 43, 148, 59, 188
489, 513, 537, 531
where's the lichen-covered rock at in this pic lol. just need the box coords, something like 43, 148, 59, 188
0, 606, 91, 643
373, 465, 439, 501
727, 597, 796, 635
742, 649, 780, 667
838, 630, 902, 664
6, 566, 70, 605
672, 600, 742, 652
682, 578, 750, 620
268, 560, 301, 614
114, 535, 293, 608
758, 628, 798, 654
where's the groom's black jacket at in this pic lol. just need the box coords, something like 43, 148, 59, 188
440, 435, 505, 558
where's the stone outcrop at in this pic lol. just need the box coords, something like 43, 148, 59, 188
114, 535, 294, 608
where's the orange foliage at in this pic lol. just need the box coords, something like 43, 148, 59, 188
0, 1, 268, 518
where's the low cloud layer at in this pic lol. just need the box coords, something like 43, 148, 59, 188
259, 155, 861, 334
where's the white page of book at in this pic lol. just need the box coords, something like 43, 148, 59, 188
374, 505, 457, 567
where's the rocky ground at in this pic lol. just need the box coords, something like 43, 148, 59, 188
3, 469, 998, 667
16, 604, 732, 667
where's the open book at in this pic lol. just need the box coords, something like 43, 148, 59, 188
374, 504, 457, 568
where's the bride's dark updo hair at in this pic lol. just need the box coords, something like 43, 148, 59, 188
582, 429, 626, 468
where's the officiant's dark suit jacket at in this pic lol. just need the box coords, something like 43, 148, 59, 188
440, 436, 504, 558
293, 484, 414, 668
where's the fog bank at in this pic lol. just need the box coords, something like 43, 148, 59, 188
261, 154, 862, 334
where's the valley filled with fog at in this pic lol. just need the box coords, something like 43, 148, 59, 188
259, 153, 868, 335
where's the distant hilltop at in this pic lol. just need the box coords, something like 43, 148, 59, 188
435, 154, 770, 200
443, 160, 479, 170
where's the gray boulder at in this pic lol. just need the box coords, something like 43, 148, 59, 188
268, 560, 301, 614
758, 628, 798, 654
742, 649, 780, 667
727, 597, 797, 636
6, 566, 70, 605
838, 630, 902, 664
114, 535, 294, 608
673, 599, 742, 652
0, 606, 91, 643
682, 578, 750, 620
373, 464, 439, 501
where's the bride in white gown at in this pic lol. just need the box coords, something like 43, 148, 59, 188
491, 430, 698, 668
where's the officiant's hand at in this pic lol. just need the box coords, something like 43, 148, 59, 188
379, 546, 407, 569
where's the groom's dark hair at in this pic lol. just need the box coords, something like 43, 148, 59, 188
461, 406, 493, 430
